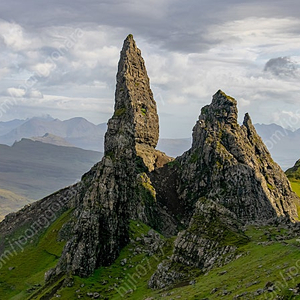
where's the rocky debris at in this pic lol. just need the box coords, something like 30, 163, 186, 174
148, 260, 188, 290
245, 280, 260, 288
253, 289, 264, 296
26, 284, 42, 294
233, 292, 249, 299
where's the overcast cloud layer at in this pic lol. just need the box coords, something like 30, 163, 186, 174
0, 0, 300, 137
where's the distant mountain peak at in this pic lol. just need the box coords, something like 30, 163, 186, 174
30, 133, 74, 147
31, 114, 54, 121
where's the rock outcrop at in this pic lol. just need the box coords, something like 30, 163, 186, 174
45, 34, 172, 280
149, 90, 299, 288
149, 198, 248, 289
152, 90, 298, 225
180, 90, 298, 222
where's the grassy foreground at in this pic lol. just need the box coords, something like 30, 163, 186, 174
1, 180, 300, 299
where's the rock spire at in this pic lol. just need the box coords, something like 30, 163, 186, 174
105, 34, 159, 155
45, 35, 169, 280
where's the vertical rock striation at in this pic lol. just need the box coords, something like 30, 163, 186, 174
105, 34, 159, 153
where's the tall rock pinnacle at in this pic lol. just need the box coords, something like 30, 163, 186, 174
105, 34, 169, 171
45, 35, 169, 280
105, 34, 159, 155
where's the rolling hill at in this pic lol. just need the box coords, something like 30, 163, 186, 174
0, 139, 103, 218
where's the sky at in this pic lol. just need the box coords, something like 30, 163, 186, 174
0, 0, 300, 138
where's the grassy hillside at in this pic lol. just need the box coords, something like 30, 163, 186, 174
0, 209, 71, 300
1, 178, 300, 299
286, 160, 300, 180
1, 215, 300, 299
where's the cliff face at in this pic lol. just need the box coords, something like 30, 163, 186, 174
179, 90, 298, 223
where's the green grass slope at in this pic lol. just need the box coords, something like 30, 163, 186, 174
0, 209, 72, 300
1, 215, 300, 299
1, 175, 300, 299
286, 160, 300, 181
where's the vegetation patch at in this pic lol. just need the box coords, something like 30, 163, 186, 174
0, 209, 72, 300
114, 107, 126, 117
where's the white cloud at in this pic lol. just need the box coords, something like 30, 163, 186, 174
7, 87, 26, 98
28, 89, 43, 99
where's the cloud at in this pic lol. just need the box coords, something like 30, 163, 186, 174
28, 89, 44, 99
0, 1, 300, 137
0, 22, 31, 51
6, 87, 26, 98
264, 56, 299, 77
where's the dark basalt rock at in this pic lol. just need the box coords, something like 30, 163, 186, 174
151, 90, 298, 225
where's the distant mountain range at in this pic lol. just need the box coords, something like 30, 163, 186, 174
0, 116, 299, 169
156, 124, 300, 170
0, 116, 107, 152
254, 123, 300, 170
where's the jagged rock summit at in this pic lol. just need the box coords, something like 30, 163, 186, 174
152, 90, 298, 225
187, 90, 298, 222
148, 90, 300, 288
